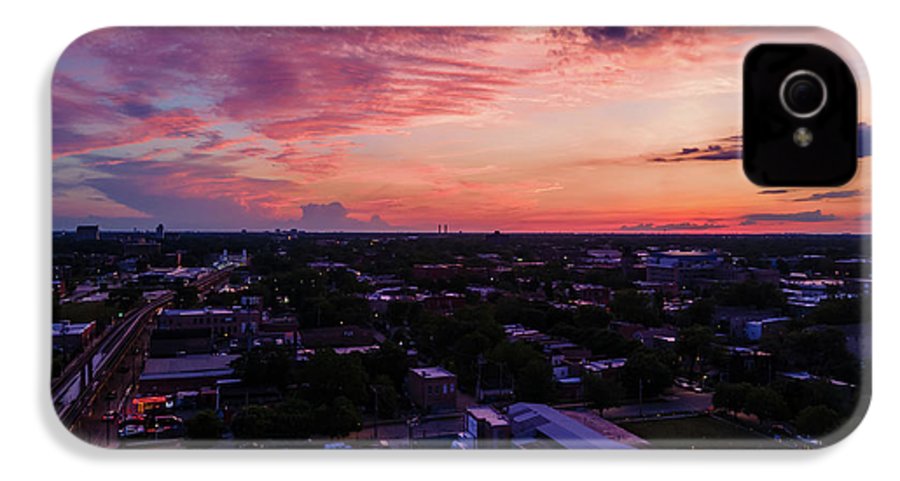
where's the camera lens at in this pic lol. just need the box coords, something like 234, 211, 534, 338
780, 70, 827, 118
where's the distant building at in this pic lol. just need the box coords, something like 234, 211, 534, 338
713, 306, 783, 338
157, 306, 261, 339
74, 225, 100, 241
52, 320, 96, 352
407, 366, 457, 412
123, 239, 161, 257
155, 223, 165, 240
584, 249, 623, 268
781, 276, 843, 309
422, 292, 466, 312
412, 264, 464, 281
744, 317, 791, 341
646, 250, 722, 288
569, 283, 610, 306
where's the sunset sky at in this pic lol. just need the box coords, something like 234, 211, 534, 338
52, 27, 870, 233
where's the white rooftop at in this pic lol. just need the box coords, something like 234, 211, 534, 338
410, 366, 455, 379
507, 403, 632, 450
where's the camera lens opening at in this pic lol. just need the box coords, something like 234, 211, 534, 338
780, 70, 827, 118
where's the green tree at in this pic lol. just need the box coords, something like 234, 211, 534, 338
621, 348, 674, 398
805, 297, 865, 325
795, 405, 840, 437
716, 281, 786, 310
745, 386, 790, 422
583, 375, 625, 416
312, 396, 362, 438
516, 359, 555, 403
299, 349, 369, 405
676, 325, 715, 378
679, 297, 715, 327
230, 405, 275, 439
611, 289, 661, 326
186, 410, 224, 439
712, 382, 751, 414
231, 346, 296, 390
371, 375, 400, 419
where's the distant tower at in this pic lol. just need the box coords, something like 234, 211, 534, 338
443, 224, 449, 234
155, 223, 165, 240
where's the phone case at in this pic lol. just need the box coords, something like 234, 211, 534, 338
51, 27, 871, 449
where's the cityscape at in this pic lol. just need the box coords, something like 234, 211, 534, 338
51, 27, 871, 448
52, 227, 870, 448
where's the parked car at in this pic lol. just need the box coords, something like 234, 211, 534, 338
149, 415, 185, 438
117, 415, 148, 439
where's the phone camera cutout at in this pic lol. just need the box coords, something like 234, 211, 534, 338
780, 70, 827, 118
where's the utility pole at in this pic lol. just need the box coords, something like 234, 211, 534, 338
475, 354, 485, 402
638, 378, 644, 417
370, 385, 380, 440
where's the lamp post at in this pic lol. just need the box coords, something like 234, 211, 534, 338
131, 347, 140, 387
406, 415, 419, 449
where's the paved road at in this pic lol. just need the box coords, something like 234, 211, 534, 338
604, 387, 712, 420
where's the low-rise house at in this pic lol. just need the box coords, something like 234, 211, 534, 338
407, 366, 457, 413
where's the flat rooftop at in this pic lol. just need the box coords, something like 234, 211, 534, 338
410, 366, 455, 379
52, 322, 94, 335
141, 354, 239, 381
507, 403, 631, 449
161, 307, 237, 316
467, 406, 510, 428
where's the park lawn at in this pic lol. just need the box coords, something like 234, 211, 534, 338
619, 415, 787, 449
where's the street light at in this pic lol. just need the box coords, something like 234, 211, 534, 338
406, 416, 419, 449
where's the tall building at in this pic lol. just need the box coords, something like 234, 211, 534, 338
156, 223, 165, 240
74, 224, 100, 241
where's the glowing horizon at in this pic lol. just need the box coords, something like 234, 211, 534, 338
53, 27, 871, 234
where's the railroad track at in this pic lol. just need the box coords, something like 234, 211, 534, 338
51, 267, 234, 429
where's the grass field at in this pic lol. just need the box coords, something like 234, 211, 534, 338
619, 415, 792, 449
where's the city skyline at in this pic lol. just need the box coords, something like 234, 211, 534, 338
53, 27, 870, 233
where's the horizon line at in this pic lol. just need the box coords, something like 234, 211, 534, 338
52, 229, 871, 236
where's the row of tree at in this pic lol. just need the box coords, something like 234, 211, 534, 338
713, 381, 846, 437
